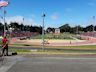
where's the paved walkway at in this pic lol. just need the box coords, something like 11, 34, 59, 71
0, 55, 24, 72
1, 55, 96, 72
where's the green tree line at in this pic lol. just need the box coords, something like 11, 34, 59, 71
0, 22, 95, 34
46, 24, 96, 34
0, 22, 42, 34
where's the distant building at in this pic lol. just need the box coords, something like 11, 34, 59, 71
55, 28, 60, 34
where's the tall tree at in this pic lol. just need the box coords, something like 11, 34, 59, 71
0, 22, 4, 31
9, 22, 20, 30
46, 27, 55, 33
59, 24, 71, 33
85, 25, 93, 32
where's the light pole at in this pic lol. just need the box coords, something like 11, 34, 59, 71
92, 16, 95, 32
41, 12, 46, 50
76, 25, 78, 34
22, 17, 24, 31
3, 8, 6, 36
0, 0, 9, 36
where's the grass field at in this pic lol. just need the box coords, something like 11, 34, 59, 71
44, 45, 96, 49
8, 32, 96, 51
9, 43, 96, 49
9, 46, 96, 54
31, 33, 75, 40
7, 33, 96, 54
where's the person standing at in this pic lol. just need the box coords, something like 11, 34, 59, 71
2, 36, 8, 56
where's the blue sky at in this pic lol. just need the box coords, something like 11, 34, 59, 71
1, 0, 96, 28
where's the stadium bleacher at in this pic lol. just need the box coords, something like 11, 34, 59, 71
0, 30, 38, 38
81, 31, 96, 37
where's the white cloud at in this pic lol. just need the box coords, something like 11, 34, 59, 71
24, 18, 38, 26
0, 15, 38, 26
50, 13, 59, 20
6, 16, 23, 24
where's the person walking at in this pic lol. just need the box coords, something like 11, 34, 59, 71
2, 35, 8, 56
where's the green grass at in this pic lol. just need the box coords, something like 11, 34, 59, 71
9, 49, 31, 52
31, 33, 74, 39
45, 45, 96, 49
8, 48, 96, 53
37, 49, 96, 53
10, 43, 96, 49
